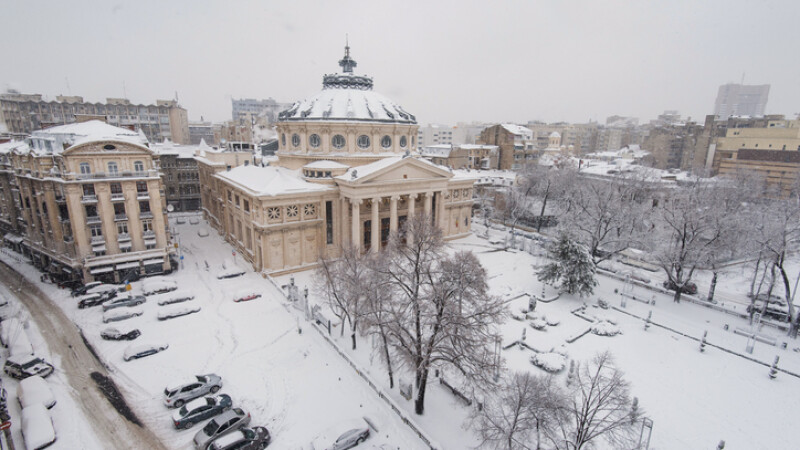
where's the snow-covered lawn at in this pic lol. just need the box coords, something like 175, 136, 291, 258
4, 217, 800, 449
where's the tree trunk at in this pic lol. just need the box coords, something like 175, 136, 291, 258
537, 191, 549, 233
673, 290, 682, 303
707, 271, 718, 303
749, 256, 761, 298
381, 330, 394, 389
414, 368, 430, 415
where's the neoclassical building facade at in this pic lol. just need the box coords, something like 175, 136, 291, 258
199, 47, 476, 274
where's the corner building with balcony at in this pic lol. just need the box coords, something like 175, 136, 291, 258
0, 121, 172, 284
198, 46, 476, 274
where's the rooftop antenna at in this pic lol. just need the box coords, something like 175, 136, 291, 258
339, 34, 357, 73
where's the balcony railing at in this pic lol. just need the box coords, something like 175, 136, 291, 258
86, 215, 101, 224
143, 230, 156, 238
114, 213, 128, 221
137, 192, 150, 200
117, 233, 131, 242
90, 235, 104, 244
81, 195, 98, 203
139, 211, 154, 219
111, 193, 125, 201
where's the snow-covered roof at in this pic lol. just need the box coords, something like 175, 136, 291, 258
0, 140, 30, 155
29, 120, 148, 154
218, 165, 332, 196
549, 131, 561, 138
501, 124, 533, 138
459, 144, 498, 151
421, 145, 453, 157
151, 141, 200, 159
303, 160, 350, 170
279, 86, 416, 124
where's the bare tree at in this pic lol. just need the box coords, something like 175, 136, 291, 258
471, 372, 566, 450
378, 214, 505, 415
517, 164, 570, 232
315, 245, 371, 349
361, 263, 397, 388
549, 352, 641, 450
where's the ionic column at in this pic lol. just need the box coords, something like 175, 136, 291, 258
424, 191, 433, 218
371, 198, 380, 253
390, 195, 399, 234
408, 194, 416, 219
341, 197, 350, 247
351, 198, 361, 251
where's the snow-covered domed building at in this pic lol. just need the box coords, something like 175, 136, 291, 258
199, 46, 477, 274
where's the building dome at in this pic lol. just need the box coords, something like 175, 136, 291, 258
278, 45, 416, 125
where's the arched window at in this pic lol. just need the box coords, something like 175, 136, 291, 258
357, 135, 370, 149
281, 134, 286, 147
381, 135, 392, 149
309, 134, 321, 148
79, 162, 91, 175
134, 161, 144, 173
332, 135, 346, 149
291, 134, 301, 147
399, 136, 407, 148
107, 161, 119, 175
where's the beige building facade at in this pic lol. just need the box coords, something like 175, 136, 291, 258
198, 47, 476, 275
0, 121, 173, 284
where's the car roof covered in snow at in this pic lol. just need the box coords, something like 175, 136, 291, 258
166, 375, 204, 391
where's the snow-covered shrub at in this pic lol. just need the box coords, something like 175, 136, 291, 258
545, 317, 560, 326
591, 321, 622, 336
530, 352, 567, 373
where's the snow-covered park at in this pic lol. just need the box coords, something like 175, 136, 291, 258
1, 214, 799, 449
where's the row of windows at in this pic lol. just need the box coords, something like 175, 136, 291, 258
282, 133, 410, 150
79, 160, 146, 175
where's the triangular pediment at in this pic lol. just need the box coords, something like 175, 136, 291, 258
341, 157, 453, 185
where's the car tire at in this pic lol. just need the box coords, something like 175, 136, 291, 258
184, 421, 194, 429
210, 385, 220, 394
357, 437, 365, 444
174, 399, 185, 408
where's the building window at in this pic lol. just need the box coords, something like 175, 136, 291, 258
243, 200, 250, 212
79, 162, 91, 175
136, 181, 148, 193
82, 184, 95, 197
281, 134, 286, 147
110, 182, 122, 195
134, 160, 144, 173
142, 219, 153, 232
103, 144, 116, 151
139, 200, 151, 213
117, 222, 128, 235
292, 134, 301, 147
326, 201, 333, 244
304, 204, 316, 217
309, 134, 321, 148
381, 135, 392, 149
363, 220, 371, 248
357, 135, 370, 149
332, 134, 346, 149
107, 161, 119, 175
267, 207, 280, 220
286, 205, 298, 218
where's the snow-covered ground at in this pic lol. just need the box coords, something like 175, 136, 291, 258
3, 217, 800, 449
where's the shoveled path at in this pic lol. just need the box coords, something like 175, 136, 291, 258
0, 260, 167, 450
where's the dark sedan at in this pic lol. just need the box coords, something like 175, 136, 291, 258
100, 327, 141, 341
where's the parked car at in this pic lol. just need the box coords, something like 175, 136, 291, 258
86, 283, 121, 296
71, 281, 103, 297
77, 293, 107, 309
103, 307, 143, 323
209, 426, 271, 450
164, 374, 223, 408
155, 290, 196, 306
4, 354, 54, 379
193, 408, 251, 450
142, 279, 179, 296
173, 394, 232, 429
21, 404, 56, 450
217, 267, 246, 280
123, 343, 169, 361
0, 317, 21, 347
662, 280, 698, 295
158, 305, 201, 321
330, 427, 371, 450
18, 375, 56, 409
233, 290, 261, 303
100, 327, 141, 341
102, 294, 146, 311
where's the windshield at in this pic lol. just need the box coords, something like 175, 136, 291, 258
202, 419, 219, 435
22, 358, 44, 369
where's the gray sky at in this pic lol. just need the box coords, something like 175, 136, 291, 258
2, 0, 798, 126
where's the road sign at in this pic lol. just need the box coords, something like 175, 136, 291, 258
180, 255, 184, 260
0, 421, 11, 430
232, 251, 236, 257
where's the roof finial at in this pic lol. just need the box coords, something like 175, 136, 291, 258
339, 36, 357, 74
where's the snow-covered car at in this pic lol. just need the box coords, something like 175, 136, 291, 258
208, 426, 271, 450
18, 375, 56, 409
77, 293, 106, 309
21, 403, 56, 450
164, 374, 223, 408
102, 307, 143, 323
172, 394, 232, 429
662, 280, 698, 295
154, 289, 196, 306
193, 408, 251, 450
4, 354, 54, 379
71, 281, 103, 297
123, 343, 169, 361
232, 290, 261, 303
0, 317, 21, 347
100, 327, 141, 341
198, 228, 210, 237
102, 294, 146, 311
189, 217, 200, 225
217, 262, 246, 280
86, 283, 121, 296
310, 419, 372, 450
157, 305, 201, 321
142, 279, 179, 296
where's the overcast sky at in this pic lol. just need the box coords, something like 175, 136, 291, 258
2, 0, 798, 126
